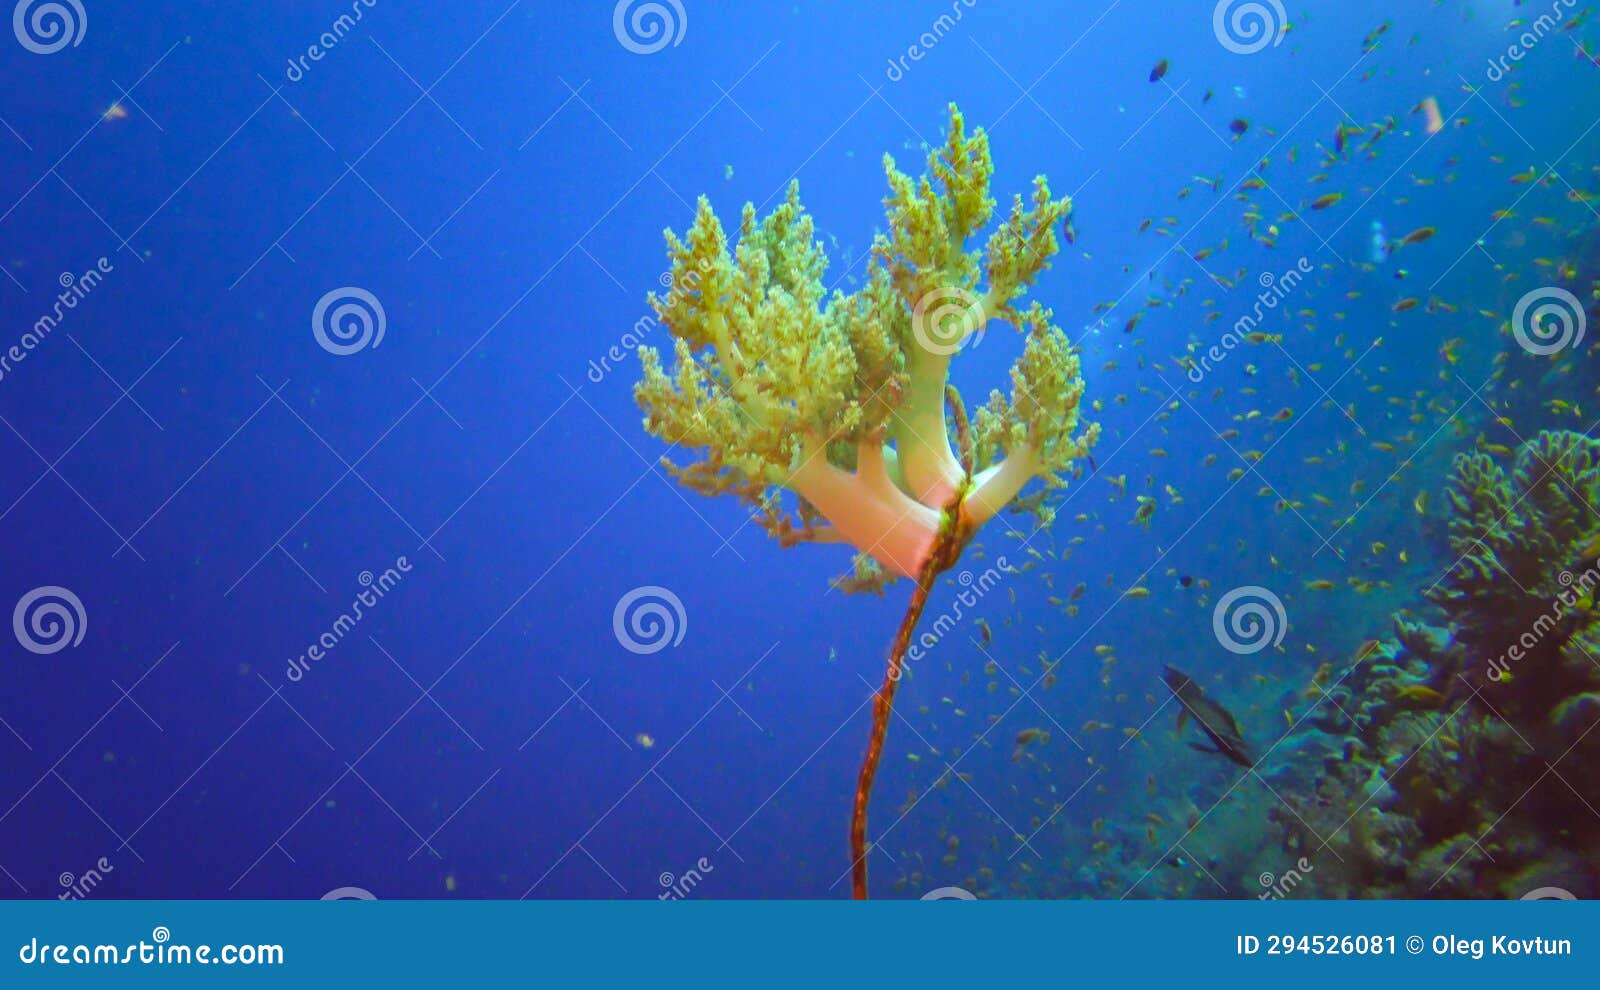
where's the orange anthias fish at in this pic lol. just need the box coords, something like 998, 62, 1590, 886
1392, 685, 1446, 710
1303, 661, 1333, 698
1398, 226, 1436, 247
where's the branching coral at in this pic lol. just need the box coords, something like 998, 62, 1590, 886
635, 104, 1098, 585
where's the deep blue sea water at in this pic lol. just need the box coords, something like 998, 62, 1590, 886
1, 1, 1596, 900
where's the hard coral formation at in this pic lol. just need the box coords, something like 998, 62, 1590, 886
634, 105, 1098, 587
1266, 430, 1600, 898
1434, 429, 1600, 714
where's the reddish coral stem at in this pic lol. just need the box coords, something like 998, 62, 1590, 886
850, 482, 973, 899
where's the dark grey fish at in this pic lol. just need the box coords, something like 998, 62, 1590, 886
1162, 665, 1255, 769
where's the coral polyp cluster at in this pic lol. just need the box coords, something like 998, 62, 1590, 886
634, 104, 1098, 586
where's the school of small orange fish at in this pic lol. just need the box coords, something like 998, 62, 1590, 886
858, 9, 1600, 899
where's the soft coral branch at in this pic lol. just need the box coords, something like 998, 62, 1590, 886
786, 438, 939, 577
634, 104, 1095, 585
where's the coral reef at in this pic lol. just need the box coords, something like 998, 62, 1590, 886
634, 104, 1098, 586
1264, 430, 1600, 898
1434, 429, 1600, 715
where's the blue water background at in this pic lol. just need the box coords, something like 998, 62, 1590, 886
0, 0, 1594, 898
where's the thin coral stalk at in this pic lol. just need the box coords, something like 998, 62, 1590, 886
850, 487, 972, 899
850, 387, 976, 899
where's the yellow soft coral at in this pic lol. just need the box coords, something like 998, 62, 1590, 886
635, 104, 1097, 583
